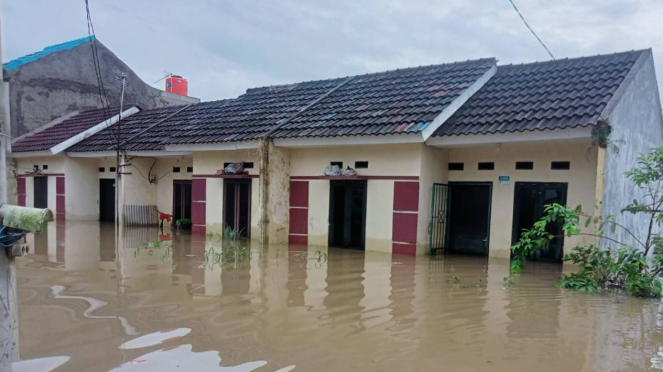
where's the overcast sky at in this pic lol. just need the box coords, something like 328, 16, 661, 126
4, 0, 663, 102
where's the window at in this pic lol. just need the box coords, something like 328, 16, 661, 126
478, 162, 495, 170
551, 161, 570, 170
173, 167, 181, 173
42, 165, 48, 170
355, 161, 369, 169
448, 163, 464, 171
109, 167, 116, 172
187, 166, 193, 173
99, 167, 105, 173
331, 161, 343, 168
516, 161, 534, 170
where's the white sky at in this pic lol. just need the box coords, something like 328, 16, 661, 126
4, 0, 663, 102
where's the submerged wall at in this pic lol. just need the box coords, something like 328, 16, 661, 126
288, 143, 424, 253
602, 52, 663, 252
64, 157, 99, 220
15, 155, 65, 217
192, 149, 261, 237
446, 140, 598, 259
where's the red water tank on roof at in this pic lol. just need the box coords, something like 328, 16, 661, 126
166, 75, 188, 96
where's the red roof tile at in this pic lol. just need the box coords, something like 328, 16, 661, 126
12, 107, 124, 153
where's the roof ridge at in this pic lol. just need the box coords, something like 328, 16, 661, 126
244, 57, 496, 94
497, 49, 648, 69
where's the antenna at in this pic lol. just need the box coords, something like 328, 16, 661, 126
154, 71, 173, 84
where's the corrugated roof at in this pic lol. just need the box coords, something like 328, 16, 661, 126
433, 50, 646, 137
4, 36, 94, 72
12, 107, 121, 153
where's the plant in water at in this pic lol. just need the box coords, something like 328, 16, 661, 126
204, 226, 251, 267
509, 146, 663, 298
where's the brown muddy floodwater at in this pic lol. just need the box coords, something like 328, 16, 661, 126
12, 221, 663, 371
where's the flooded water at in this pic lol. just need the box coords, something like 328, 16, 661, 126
13, 221, 663, 371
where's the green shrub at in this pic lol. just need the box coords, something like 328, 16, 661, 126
509, 146, 663, 298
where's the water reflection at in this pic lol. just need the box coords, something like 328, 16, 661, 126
14, 221, 663, 371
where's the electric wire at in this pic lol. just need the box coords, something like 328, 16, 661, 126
507, 0, 555, 60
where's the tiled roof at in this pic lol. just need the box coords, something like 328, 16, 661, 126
433, 50, 646, 137
68, 59, 495, 151
268, 59, 496, 139
4, 36, 94, 72
12, 107, 120, 153
161, 77, 349, 145
68, 77, 348, 152
67, 105, 191, 152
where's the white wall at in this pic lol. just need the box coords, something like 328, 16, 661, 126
64, 157, 99, 220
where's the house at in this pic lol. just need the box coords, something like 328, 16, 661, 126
10, 49, 663, 259
3, 36, 199, 138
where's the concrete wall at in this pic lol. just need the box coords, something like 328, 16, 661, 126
152, 156, 193, 220
64, 157, 99, 220
121, 157, 157, 206
446, 141, 598, 258
15, 155, 65, 215
602, 52, 663, 252
289, 143, 422, 253
265, 141, 290, 244
6, 39, 198, 137
118, 156, 197, 225
417, 145, 448, 252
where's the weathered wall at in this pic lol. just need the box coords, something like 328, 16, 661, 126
603, 52, 663, 252
6, 38, 197, 137
447, 141, 598, 258
64, 157, 99, 220
265, 142, 290, 244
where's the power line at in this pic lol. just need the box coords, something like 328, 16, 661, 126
507, 0, 555, 60
85, 0, 117, 142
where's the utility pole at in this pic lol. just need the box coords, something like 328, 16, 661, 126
0, 0, 18, 370
115, 72, 127, 229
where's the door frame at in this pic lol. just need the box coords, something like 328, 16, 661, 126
447, 181, 493, 255
172, 179, 193, 221
223, 178, 252, 238
33, 176, 48, 209
511, 182, 568, 261
99, 178, 116, 222
328, 180, 368, 250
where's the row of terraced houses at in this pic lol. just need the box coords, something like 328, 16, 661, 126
8, 45, 663, 259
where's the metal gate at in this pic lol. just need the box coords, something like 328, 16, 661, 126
429, 183, 449, 255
